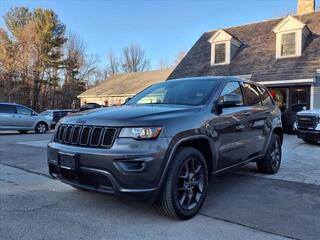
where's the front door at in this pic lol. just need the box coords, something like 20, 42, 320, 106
208, 81, 252, 170
15, 106, 34, 128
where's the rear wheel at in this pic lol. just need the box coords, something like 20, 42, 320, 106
158, 147, 209, 219
35, 122, 47, 134
257, 134, 282, 174
18, 130, 28, 134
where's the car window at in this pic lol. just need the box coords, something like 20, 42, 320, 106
128, 80, 218, 106
219, 81, 244, 105
243, 83, 262, 106
16, 106, 32, 116
257, 86, 274, 107
0, 104, 16, 114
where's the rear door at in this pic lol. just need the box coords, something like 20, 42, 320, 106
0, 104, 18, 129
241, 83, 269, 158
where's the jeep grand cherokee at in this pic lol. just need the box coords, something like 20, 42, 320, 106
47, 77, 283, 219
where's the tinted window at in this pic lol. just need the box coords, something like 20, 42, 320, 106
0, 104, 16, 113
220, 81, 244, 105
16, 106, 32, 116
257, 86, 274, 107
127, 80, 217, 106
243, 83, 262, 106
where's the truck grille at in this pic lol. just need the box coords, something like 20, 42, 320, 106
296, 115, 318, 130
54, 124, 118, 148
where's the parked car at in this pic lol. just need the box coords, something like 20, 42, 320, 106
47, 77, 283, 219
294, 109, 320, 144
79, 103, 103, 111
40, 109, 73, 128
0, 102, 51, 134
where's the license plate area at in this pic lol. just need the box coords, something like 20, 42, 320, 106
58, 152, 79, 171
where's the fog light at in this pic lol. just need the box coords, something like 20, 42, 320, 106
116, 160, 146, 172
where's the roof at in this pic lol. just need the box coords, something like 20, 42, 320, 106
78, 69, 172, 98
168, 11, 320, 82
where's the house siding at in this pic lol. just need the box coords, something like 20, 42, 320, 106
314, 76, 320, 109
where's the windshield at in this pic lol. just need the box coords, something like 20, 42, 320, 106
40, 110, 52, 116
127, 80, 217, 106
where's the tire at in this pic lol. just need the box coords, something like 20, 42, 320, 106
19, 130, 28, 134
35, 122, 47, 134
302, 139, 317, 144
158, 147, 209, 219
257, 134, 282, 174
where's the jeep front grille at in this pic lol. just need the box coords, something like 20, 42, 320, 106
297, 115, 318, 130
54, 124, 118, 148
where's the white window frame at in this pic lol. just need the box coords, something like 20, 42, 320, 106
211, 41, 229, 65
276, 30, 300, 59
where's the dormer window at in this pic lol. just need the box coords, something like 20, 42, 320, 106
273, 16, 311, 59
208, 29, 242, 66
281, 32, 297, 56
214, 43, 226, 64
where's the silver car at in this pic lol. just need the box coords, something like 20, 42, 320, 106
0, 102, 51, 134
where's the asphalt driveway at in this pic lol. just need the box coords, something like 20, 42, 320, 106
0, 132, 319, 240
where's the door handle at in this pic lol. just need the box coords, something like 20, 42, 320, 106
244, 111, 252, 116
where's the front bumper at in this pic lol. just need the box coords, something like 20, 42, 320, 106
297, 129, 320, 141
47, 137, 171, 201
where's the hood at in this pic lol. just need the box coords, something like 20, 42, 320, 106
60, 104, 202, 126
297, 109, 320, 117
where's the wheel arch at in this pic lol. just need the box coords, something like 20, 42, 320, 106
272, 127, 283, 145
159, 135, 215, 188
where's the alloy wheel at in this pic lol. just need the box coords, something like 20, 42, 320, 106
270, 140, 281, 170
176, 158, 205, 210
37, 123, 46, 133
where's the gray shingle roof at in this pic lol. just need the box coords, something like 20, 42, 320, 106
168, 11, 320, 82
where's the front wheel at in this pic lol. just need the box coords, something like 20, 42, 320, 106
35, 122, 47, 134
158, 147, 209, 219
257, 134, 282, 174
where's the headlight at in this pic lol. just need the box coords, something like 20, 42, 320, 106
119, 127, 162, 140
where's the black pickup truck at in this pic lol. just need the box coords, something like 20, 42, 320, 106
295, 109, 320, 144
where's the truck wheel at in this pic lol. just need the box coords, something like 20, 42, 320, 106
35, 122, 47, 134
302, 139, 317, 144
257, 134, 281, 174
159, 147, 209, 219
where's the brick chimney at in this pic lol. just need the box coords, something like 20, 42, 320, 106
297, 0, 315, 15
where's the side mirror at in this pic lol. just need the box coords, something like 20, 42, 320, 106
31, 111, 38, 116
217, 94, 242, 110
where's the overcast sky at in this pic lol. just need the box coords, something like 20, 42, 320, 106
1, 0, 318, 69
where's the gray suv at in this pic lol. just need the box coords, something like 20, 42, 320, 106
0, 103, 51, 134
48, 77, 283, 219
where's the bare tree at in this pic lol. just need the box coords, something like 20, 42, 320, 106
121, 43, 150, 73
173, 50, 186, 67
106, 51, 120, 76
158, 50, 186, 70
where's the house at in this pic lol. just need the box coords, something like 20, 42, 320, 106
168, 0, 320, 131
78, 69, 172, 106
